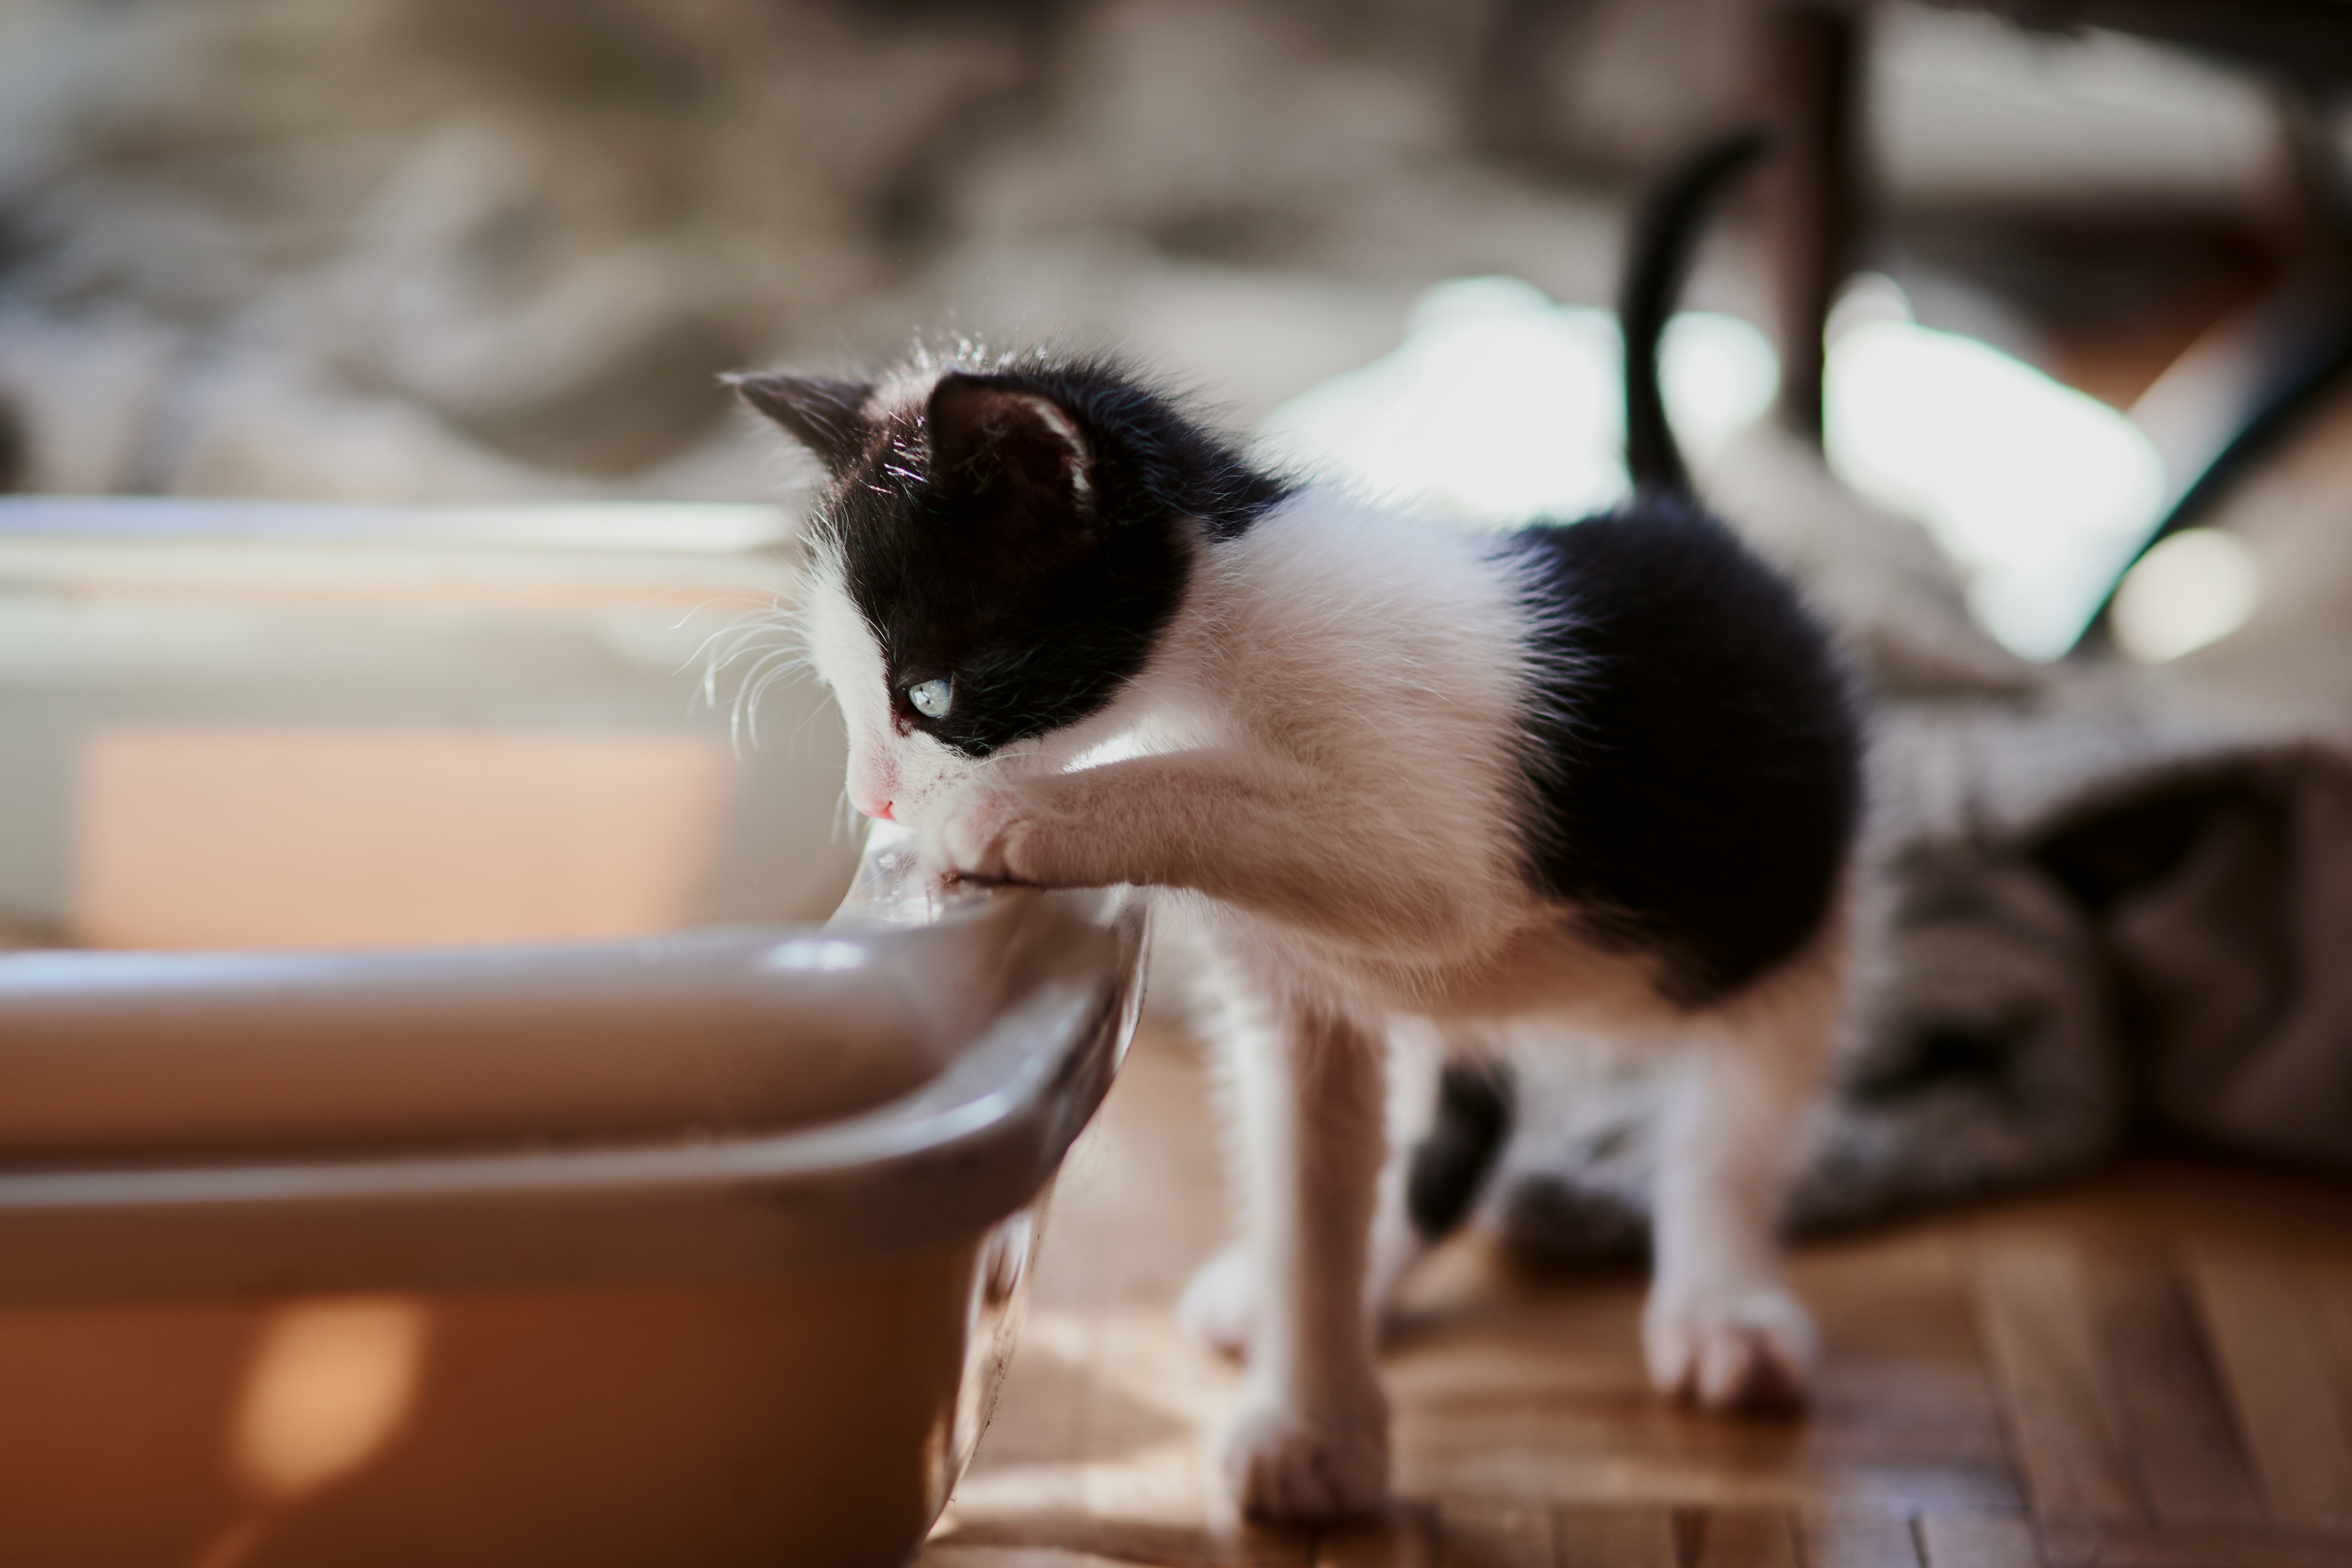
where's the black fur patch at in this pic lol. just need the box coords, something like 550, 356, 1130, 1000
1499, 1174, 1650, 1264
773, 358, 1288, 759
1506, 500, 1862, 1007
1406, 1060, 1516, 1241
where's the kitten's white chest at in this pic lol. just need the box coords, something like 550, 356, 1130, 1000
1164, 888, 1675, 1037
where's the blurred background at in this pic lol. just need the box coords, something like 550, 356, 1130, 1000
1, 0, 2345, 676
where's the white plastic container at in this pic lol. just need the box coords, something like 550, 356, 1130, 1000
0, 501, 1145, 1567
0, 496, 855, 951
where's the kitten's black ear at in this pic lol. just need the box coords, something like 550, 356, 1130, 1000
926, 373, 1093, 522
727, 372, 875, 476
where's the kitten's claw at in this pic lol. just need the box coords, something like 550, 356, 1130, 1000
1220, 1389, 1390, 1520
919, 786, 1038, 885
1643, 1280, 1816, 1411
1178, 1246, 1256, 1359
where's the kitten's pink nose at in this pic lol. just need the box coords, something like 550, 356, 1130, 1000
860, 799, 895, 822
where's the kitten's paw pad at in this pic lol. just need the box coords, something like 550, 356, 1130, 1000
1220, 1394, 1390, 1521
919, 789, 1039, 885
1178, 1247, 1256, 1359
1644, 1283, 1816, 1412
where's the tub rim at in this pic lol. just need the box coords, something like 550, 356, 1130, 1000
0, 879, 1145, 1306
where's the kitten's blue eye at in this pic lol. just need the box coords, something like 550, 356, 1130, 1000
907, 677, 952, 720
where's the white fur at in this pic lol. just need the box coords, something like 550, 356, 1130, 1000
799, 476, 1842, 1519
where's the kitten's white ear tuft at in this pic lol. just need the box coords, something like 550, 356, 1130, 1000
728, 372, 875, 477
927, 373, 1094, 513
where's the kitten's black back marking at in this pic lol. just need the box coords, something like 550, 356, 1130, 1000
1510, 505, 1859, 1006
738, 357, 1287, 759
1514, 130, 1860, 1007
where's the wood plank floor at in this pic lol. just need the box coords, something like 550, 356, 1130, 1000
917, 1025, 2352, 1568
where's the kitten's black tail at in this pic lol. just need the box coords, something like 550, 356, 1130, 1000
1620, 127, 1774, 499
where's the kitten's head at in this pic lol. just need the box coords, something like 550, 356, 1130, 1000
733, 354, 1283, 825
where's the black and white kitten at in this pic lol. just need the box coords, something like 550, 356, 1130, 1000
734, 131, 1859, 1521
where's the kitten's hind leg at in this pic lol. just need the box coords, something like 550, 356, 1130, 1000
1370, 1026, 1514, 1326
1644, 933, 1842, 1412
1216, 992, 1391, 1519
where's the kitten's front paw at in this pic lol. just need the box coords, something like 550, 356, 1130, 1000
1220, 1387, 1390, 1520
1644, 1280, 1816, 1412
919, 786, 1042, 886
1178, 1246, 1256, 1359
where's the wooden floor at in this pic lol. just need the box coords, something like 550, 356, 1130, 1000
915, 1025, 2352, 1568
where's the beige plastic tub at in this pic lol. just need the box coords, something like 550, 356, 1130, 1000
0, 500, 1145, 1567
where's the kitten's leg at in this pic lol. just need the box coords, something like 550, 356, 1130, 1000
1176, 1242, 1255, 1358
1219, 994, 1390, 1519
1364, 1019, 1449, 1320
1180, 1018, 1445, 1359
1178, 991, 1260, 1359
1644, 937, 1841, 1411
918, 752, 1507, 961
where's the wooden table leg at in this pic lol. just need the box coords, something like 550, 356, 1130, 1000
1760, 2, 1865, 446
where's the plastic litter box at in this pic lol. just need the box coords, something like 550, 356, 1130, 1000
0, 499, 1145, 1567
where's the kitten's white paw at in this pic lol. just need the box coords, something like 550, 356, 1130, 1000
1178, 1246, 1256, 1359
1219, 1387, 1390, 1520
919, 786, 1038, 885
1643, 1280, 1816, 1411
